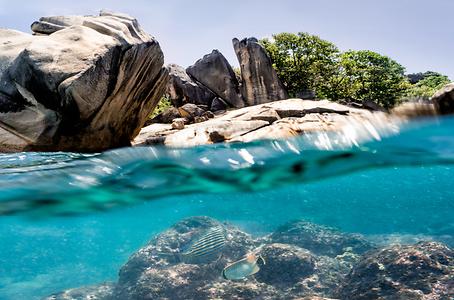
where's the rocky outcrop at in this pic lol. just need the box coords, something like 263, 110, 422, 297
166, 64, 216, 107
111, 217, 364, 299
186, 50, 244, 108
45, 217, 453, 300
233, 37, 288, 106
432, 82, 454, 115
133, 98, 399, 148
113, 216, 260, 299
0, 11, 168, 152
337, 242, 454, 299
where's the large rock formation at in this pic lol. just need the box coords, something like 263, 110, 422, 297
0, 11, 168, 152
432, 82, 454, 115
133, 98, 399, 148
43, 217, 453, 300
233, 37, 288, 106
166, 64, 216, 107
186, 50, 244, 108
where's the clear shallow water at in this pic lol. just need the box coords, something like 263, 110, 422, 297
0, 117, 453, 299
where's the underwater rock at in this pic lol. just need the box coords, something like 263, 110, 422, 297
134, 98, 398, 147
43, 282, 115, 300
233, 37, 288, 106
47, 219, 453, 300
432, 82, 454, 115
270, 221, 375, 257
253, 243, 358, 298
337, 242, 454, 300
255, 243, 316, 287
186, 50, 244, 108
113, 217, 350, 299
114, 216, 259, 299
166, 64, 217, 107
0, 11, 168, 152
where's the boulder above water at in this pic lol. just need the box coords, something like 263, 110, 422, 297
0, 11, 168, 152
186, 50, 244, 108
432, 82, 454, 114
233, 37, 288, 106
166, 64, 216, 107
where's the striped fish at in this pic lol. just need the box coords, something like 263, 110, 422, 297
180, 225, 226, 264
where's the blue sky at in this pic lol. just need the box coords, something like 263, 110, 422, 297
1, 0, 454, 78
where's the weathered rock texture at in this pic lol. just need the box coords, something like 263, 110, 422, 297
186, 50, 244, 108
0, 11, 168, 152
432, 82, 454, 115
233, 37, 288, 106
337, 242, 454, 299
44, 218, 453, 300
133, 98, 399, 148
110, 217, 365, 299
270, 220, 374, 257
166, 64, 216, 107
114, 216, 260, 299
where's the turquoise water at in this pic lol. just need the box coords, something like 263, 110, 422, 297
0, 117, 453, 299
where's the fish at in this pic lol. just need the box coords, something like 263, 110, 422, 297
222, 252, 266, 281
180, 225, 227, 264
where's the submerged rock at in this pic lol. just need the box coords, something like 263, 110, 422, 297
255, 243, 316, 287
43, 282, 115, 300
111, 217, 368, 299
270, 221, 375, 257
233, 37, 288, 106
166, 64, 216, 107
0, 11, 168, 152
48, 219, 452, 300
186, 50, 244, 108
337, 242, 454, 299
114, 216, 259, 299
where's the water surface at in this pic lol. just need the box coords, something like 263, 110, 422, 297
0, 117, 453, 299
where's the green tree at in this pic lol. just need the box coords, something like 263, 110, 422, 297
150, 95, 172, 118
260, 32, 340, 97
405, 72, 450, 99
327, 50, 409, 109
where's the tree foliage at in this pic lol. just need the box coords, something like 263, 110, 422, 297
260, 33, 339, 98
150, 95, 172, 118
261, 32, 450, 109
327, 50, 409, 109
405, 72, 450, 99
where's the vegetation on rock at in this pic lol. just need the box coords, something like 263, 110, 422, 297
150, 96, 172, 118
405, 72, 451, 99
261, 32, 451, 109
